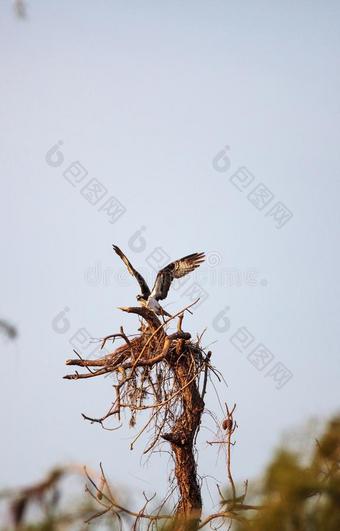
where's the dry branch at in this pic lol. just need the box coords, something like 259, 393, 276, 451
64, 303, 212, 528
64, 301, 259, 529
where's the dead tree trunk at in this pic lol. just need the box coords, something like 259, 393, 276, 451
163, 341, 205, 530
65, 305, 208, 530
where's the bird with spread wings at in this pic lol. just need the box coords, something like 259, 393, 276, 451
112, 245, 205, 318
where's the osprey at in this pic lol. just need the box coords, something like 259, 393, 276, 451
112, 245, 205, 318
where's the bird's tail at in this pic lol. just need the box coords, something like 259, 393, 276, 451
161, 309, 173, 319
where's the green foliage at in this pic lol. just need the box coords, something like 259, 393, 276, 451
236, 416, 340, 531
2, 416, 339, 529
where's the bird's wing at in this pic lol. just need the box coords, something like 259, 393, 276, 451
112, 245, 151, 298
151, 252, 205, 301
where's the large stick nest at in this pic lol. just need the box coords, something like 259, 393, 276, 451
64, 304, 214, 453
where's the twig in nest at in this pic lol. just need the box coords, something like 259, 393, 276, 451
101, 326, 131, 350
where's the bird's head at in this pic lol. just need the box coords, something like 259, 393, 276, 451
136, 294, 146, 302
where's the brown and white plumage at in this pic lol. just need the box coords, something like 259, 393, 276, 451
112, 245, 205, 316
150, 252, 206, 301
112, 245, 150, 299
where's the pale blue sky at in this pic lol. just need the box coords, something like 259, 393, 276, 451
1, 0, 339, 520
